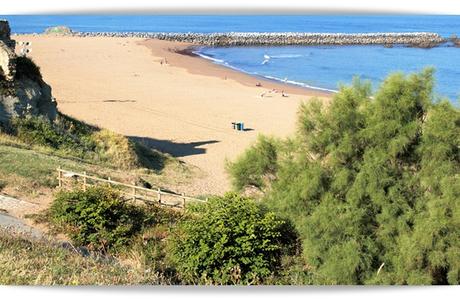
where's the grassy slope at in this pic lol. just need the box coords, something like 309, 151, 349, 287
0, 133, 196, 200
0, 230, 166, 285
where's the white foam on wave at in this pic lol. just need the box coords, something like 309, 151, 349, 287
192, 51, 225, 64
194, 50, 338, 94
263, 75, 338, 93
267, 54, 305, 59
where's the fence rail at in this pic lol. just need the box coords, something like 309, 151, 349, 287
57, 167, 207, 209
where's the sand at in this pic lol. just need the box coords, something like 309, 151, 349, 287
13, 35, 331, 195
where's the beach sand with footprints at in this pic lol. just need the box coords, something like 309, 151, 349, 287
14, 35, 331, 195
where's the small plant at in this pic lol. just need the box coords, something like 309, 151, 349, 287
167, 193, 298, 284
49, 186, 149, 252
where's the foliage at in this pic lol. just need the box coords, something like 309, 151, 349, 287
7, 114, 166, 170
227, 135, 279, 191
229, 68, 460, 284
167, 193, 298, 284
11, 114, 96, 155
14, 56, 43, 82
49, 186, 153, 252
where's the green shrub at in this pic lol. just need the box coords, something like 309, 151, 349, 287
167, 193, 298, 284
230, 68, 460, 285
14, 116, 73, 149
50, 186, 150, 251
15, 56, 43, 82
227, 135, 279, 191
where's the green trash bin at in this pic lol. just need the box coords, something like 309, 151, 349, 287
236, 123, 242, 131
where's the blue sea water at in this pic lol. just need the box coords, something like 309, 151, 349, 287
2, 15, 460, 104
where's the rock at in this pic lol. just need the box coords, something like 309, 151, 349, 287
0, 20, 15, 49
450, 34, 460, 47
44, 26, 73, 35
0, 40, 15, 80
0, 78, 57, 123
70, 30, 446, 48
0, 20, 57, 125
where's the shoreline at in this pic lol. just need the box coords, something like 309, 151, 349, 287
183, 46, 339, 94
12, 35, 331, 195
139, 39, 333, 98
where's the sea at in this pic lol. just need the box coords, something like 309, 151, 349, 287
2, 15, 460, 105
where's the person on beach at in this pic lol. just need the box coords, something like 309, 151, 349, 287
282, 90, 288, 97
256, 82, 262, 87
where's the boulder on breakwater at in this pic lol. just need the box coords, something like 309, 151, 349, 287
71, 31, 446, 47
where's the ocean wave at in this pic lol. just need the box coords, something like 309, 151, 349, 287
265, 54, 305, 59
191, 51, 225, 64
195, 50, 337, 94
263, 75, 338, 93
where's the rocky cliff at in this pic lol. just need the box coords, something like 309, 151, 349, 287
0, 20, 57, 125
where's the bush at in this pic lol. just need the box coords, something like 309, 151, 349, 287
11, 115, 96, 153
167, 193, 298, 284
227, 135, 279, 191
230, 69, 460, 284
15, 56, 43, 82
50, 186, 150, 251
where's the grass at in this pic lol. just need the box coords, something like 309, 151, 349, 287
0, 230, 170, 285
0, 112, 197, 200
0, 141, 195, 201
7, 114, 172, 172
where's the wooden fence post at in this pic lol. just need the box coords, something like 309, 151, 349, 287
83, 171, 87, 191
182, 193, 186, 208
108, 177, 111, 187
58, 166, 62, 187
157, 188, 161, 204
132, 182, 136, 201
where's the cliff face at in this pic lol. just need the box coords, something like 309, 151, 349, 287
0, 20, 57, 125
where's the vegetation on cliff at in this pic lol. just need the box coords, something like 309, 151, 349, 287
3, 114, 168, 171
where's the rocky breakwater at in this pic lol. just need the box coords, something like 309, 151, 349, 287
0, 20, 57, 125
73, 31, 446, 47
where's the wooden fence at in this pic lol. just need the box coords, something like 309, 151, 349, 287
56, 167, 207, 209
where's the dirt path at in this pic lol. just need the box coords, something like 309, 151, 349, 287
0, 195, 44, 239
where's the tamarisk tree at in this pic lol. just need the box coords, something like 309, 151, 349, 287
229, 68, 460, 284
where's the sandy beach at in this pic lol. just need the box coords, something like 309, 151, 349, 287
13, 35, 331, 195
